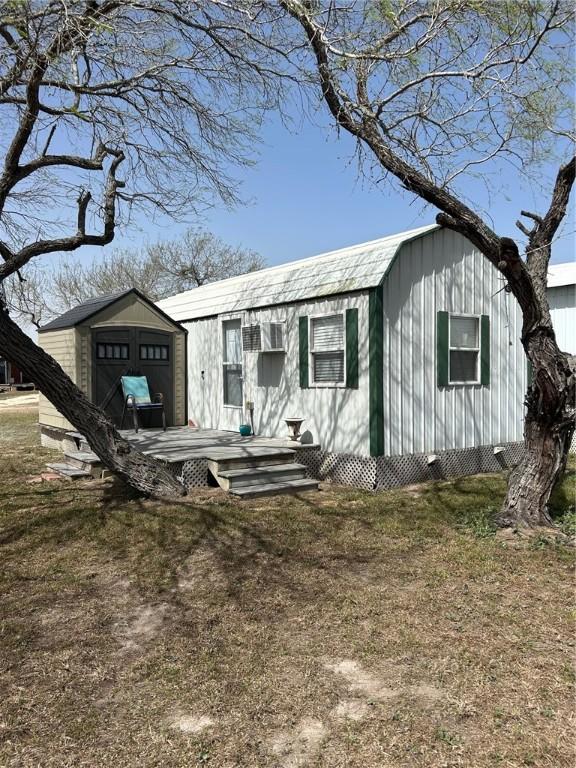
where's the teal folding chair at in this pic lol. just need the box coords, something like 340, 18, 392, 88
120, 375, 166, 432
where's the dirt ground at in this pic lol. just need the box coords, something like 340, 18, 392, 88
0, 408, 574, 768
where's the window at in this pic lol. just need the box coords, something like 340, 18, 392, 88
449, 315, 480, 383
223, 319, 243, 406
310, 313, 345, 385
96, 343, 129, 360
140, 344, 169, 361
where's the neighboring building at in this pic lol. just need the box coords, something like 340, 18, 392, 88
547, 262, 576, 355
0, 357, 26, 387
157, 224, 528, 488
37, 289, 187, 447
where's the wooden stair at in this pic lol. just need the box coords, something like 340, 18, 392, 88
45, 462, 93, 480
55, 432, 320, 498
46, 434, 104, 481
207, 450, 318, 498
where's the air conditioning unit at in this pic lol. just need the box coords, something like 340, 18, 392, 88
242, 322, 285, 352
262, 321, 285, 352
241, 324, 261, 352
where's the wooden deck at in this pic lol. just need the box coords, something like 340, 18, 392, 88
120, 426, 319, 464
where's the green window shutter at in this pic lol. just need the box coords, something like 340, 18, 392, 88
299, 315, 309, 388
345, 308, 359, 388
480, 314, 490, 386
437, 310, 449, 387
369, 286, 384, 456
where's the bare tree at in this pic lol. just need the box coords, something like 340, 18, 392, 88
4, 263, 54, 329
279, 0, 575, 526
0, 1, 284, 496
7, 229, 264, 326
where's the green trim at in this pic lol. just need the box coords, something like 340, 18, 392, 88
436, 311, 449, 387
369, 287, 384, 456
299, 315, 309, 388
480, 314, 490, 386
345, 308, 359, 389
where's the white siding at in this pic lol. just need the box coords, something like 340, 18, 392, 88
548, 284, 576, 354
184, 293, 371, 455
180, 227, 527, 458
382, 228, 526, 455
548, 262, 576, 288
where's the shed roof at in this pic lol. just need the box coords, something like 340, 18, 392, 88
39, 288, 184, 332
547, 262, 576, 288
158, 223, 439, 322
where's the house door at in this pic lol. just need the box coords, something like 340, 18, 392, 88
92, 327, 174, 428
221, 318, 244, 432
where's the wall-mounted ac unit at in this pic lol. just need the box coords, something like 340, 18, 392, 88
261, 321, 285, 352
241, 322, 285, 352
241, 324, 261, 352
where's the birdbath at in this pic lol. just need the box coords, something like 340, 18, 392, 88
284, 417, 305, 442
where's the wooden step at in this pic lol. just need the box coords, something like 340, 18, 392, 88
64, 450, 102, 476
46, 462, 92, 480
216, 463, 307, 491
229, 478, 319, 499
207, 449, 296, 475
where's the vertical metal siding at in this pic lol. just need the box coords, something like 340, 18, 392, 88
382, 228, 526, 456
548, 284, 576, 354
184, 293, 372, 455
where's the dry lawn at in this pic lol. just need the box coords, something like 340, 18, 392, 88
0, 408, 574, 768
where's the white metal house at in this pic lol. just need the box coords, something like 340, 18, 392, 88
158, 224, 528, 489
547, 262, 576, 355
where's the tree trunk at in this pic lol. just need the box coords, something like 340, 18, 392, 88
498, 330, 575, 527
0, 307, 186, 498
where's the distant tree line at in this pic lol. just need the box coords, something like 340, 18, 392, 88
6, 229, 264, 329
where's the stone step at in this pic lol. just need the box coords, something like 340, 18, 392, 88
64, 450, 102, 476
229, 477, 319, 499
46, 462, 92, 480
216, 463, 307, 491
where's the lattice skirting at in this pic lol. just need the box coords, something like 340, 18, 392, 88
296, 442, 527, 491
165, 458, 210, 489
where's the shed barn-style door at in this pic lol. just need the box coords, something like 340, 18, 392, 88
92, 327, 174, 428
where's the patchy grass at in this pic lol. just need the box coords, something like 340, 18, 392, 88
0, 409, 574, 768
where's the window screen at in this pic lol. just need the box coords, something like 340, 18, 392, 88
310, 314, 344, 384
449, 315, 480, 383
450, 316, 478, 348
223, 319, 243, 406
140, 344, 169, 361
96, 343, 129, 360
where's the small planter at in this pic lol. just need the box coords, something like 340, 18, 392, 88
284, 417, 304, 441
239, 424, 252, 436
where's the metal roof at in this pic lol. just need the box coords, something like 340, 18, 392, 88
547, 262, 576, 288
158, 223, 439, 322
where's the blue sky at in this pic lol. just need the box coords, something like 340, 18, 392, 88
79, 110, 575, 269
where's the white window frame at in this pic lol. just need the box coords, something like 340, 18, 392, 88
222, 317, 244, 408
449, 313, 481, 385
309, 311, 346, 388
